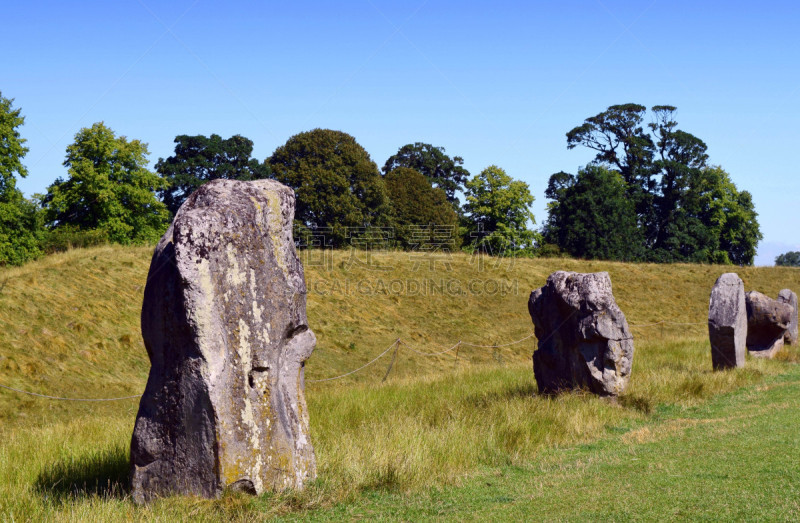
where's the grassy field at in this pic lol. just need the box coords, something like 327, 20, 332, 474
292, 364, 800, 521
1, 245, 799, 519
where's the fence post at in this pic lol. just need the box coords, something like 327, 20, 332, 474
381, 340, 401, 383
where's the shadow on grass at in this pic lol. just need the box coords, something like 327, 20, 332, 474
463, 382, 538, 408
34, 444, 130, 501
617, 394, 654, 414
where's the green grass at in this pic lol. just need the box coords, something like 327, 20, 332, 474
1, 245, 800, 519
294, 364, 800, 521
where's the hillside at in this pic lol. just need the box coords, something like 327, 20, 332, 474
2, 245, 800, 519
1, 245, 799, 425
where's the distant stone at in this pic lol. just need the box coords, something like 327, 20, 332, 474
777, 289, 798, 345
707, 273, 747, 369
528, 271, 633, 396
131, 179, 317, 503
745, 290, 792, 359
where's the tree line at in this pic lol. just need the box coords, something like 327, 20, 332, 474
543, 104, 761, 265
0, 91, 768, 266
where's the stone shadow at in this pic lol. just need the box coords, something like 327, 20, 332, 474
34, 445, 130, 501
463, 383, 538, 408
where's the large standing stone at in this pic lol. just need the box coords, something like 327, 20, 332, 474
707, 273, 747, 369
745, 290, 792, 359
777, 289, 798, 345
131, 179, 316, 503
528, 271, 634, 396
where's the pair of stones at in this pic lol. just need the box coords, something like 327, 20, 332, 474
708, 273, 796, 369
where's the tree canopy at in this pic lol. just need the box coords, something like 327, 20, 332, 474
0, 92, 29, 191
553, 104, 761, 264
775, 251, 800, 267
384, 167, 459, 249
44, 122, 170, 245
383, 142, 469, 206
464, 165, 538, 255
156, 134, 270, 215
0, 92, 41, 265
269, 128, 392, 248
543, 165, 643, 261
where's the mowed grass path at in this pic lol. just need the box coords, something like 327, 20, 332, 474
296, 364, 800, 522
1, 246, 800, 519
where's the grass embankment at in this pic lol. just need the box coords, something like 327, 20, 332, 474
1, 246, 799, 519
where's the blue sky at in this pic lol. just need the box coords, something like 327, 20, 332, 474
3, 0, 798, 264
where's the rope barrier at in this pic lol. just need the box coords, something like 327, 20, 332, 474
0, 318, 708, 397
461, 332, 537, 348
0, 383, 141, 402
400, 340, 462, 357
306, 339, 401, 383
628, 320, 706, 327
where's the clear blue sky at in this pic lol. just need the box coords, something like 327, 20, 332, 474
3, 1, 798, 264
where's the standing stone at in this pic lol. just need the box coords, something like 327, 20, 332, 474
707, 273, 747, 369
528, 271, 634, 396
131, 179, 316, 503
745, 290, 792, 359
777, 289, 798, 345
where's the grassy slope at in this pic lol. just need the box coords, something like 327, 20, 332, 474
1, 245, 800, 519
2, 245, 799, 409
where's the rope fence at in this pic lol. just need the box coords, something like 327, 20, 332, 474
629, 320, 706, 327
306, 339, 401, 383
0, 383, 141, 402
0, 319, 706, 401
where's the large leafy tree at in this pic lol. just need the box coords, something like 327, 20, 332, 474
382, 142, 470, 206
463, 165, 538, 255
567, 103, 656, 235
268, 129, 392, 247
702, 166, 761, 265
384, 167, 459, 249
44, 122, 170, 244
543, 166, 643, 261
156, 134, 270, 215
560, 104, 760, 264
649, 106, 711, 256
776, 251, 800, 267
0, 92, 41, 265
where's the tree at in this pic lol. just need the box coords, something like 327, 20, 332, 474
268, 129, 392, 248
44, 122, 170, 244
156, 134, 271, 215
565, 104, 710, 248
562, 104, 761, 264
384, 167, 459, 249
702, 166, 761, 265
776, 251, 800, 267
567, 104, 654, 185
463, 165, 538, 255
0, 92, 41, 265
648, 106, 711, 257
0, 192, 41, 266
382, 143, 470, 206
543, 165, 643, 261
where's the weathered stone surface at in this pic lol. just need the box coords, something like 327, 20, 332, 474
745, 290, 792, 359
777, 289, 798, 345
707, 273, 747, 369
528, 271, 633, 396
131, 179, 316, 503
